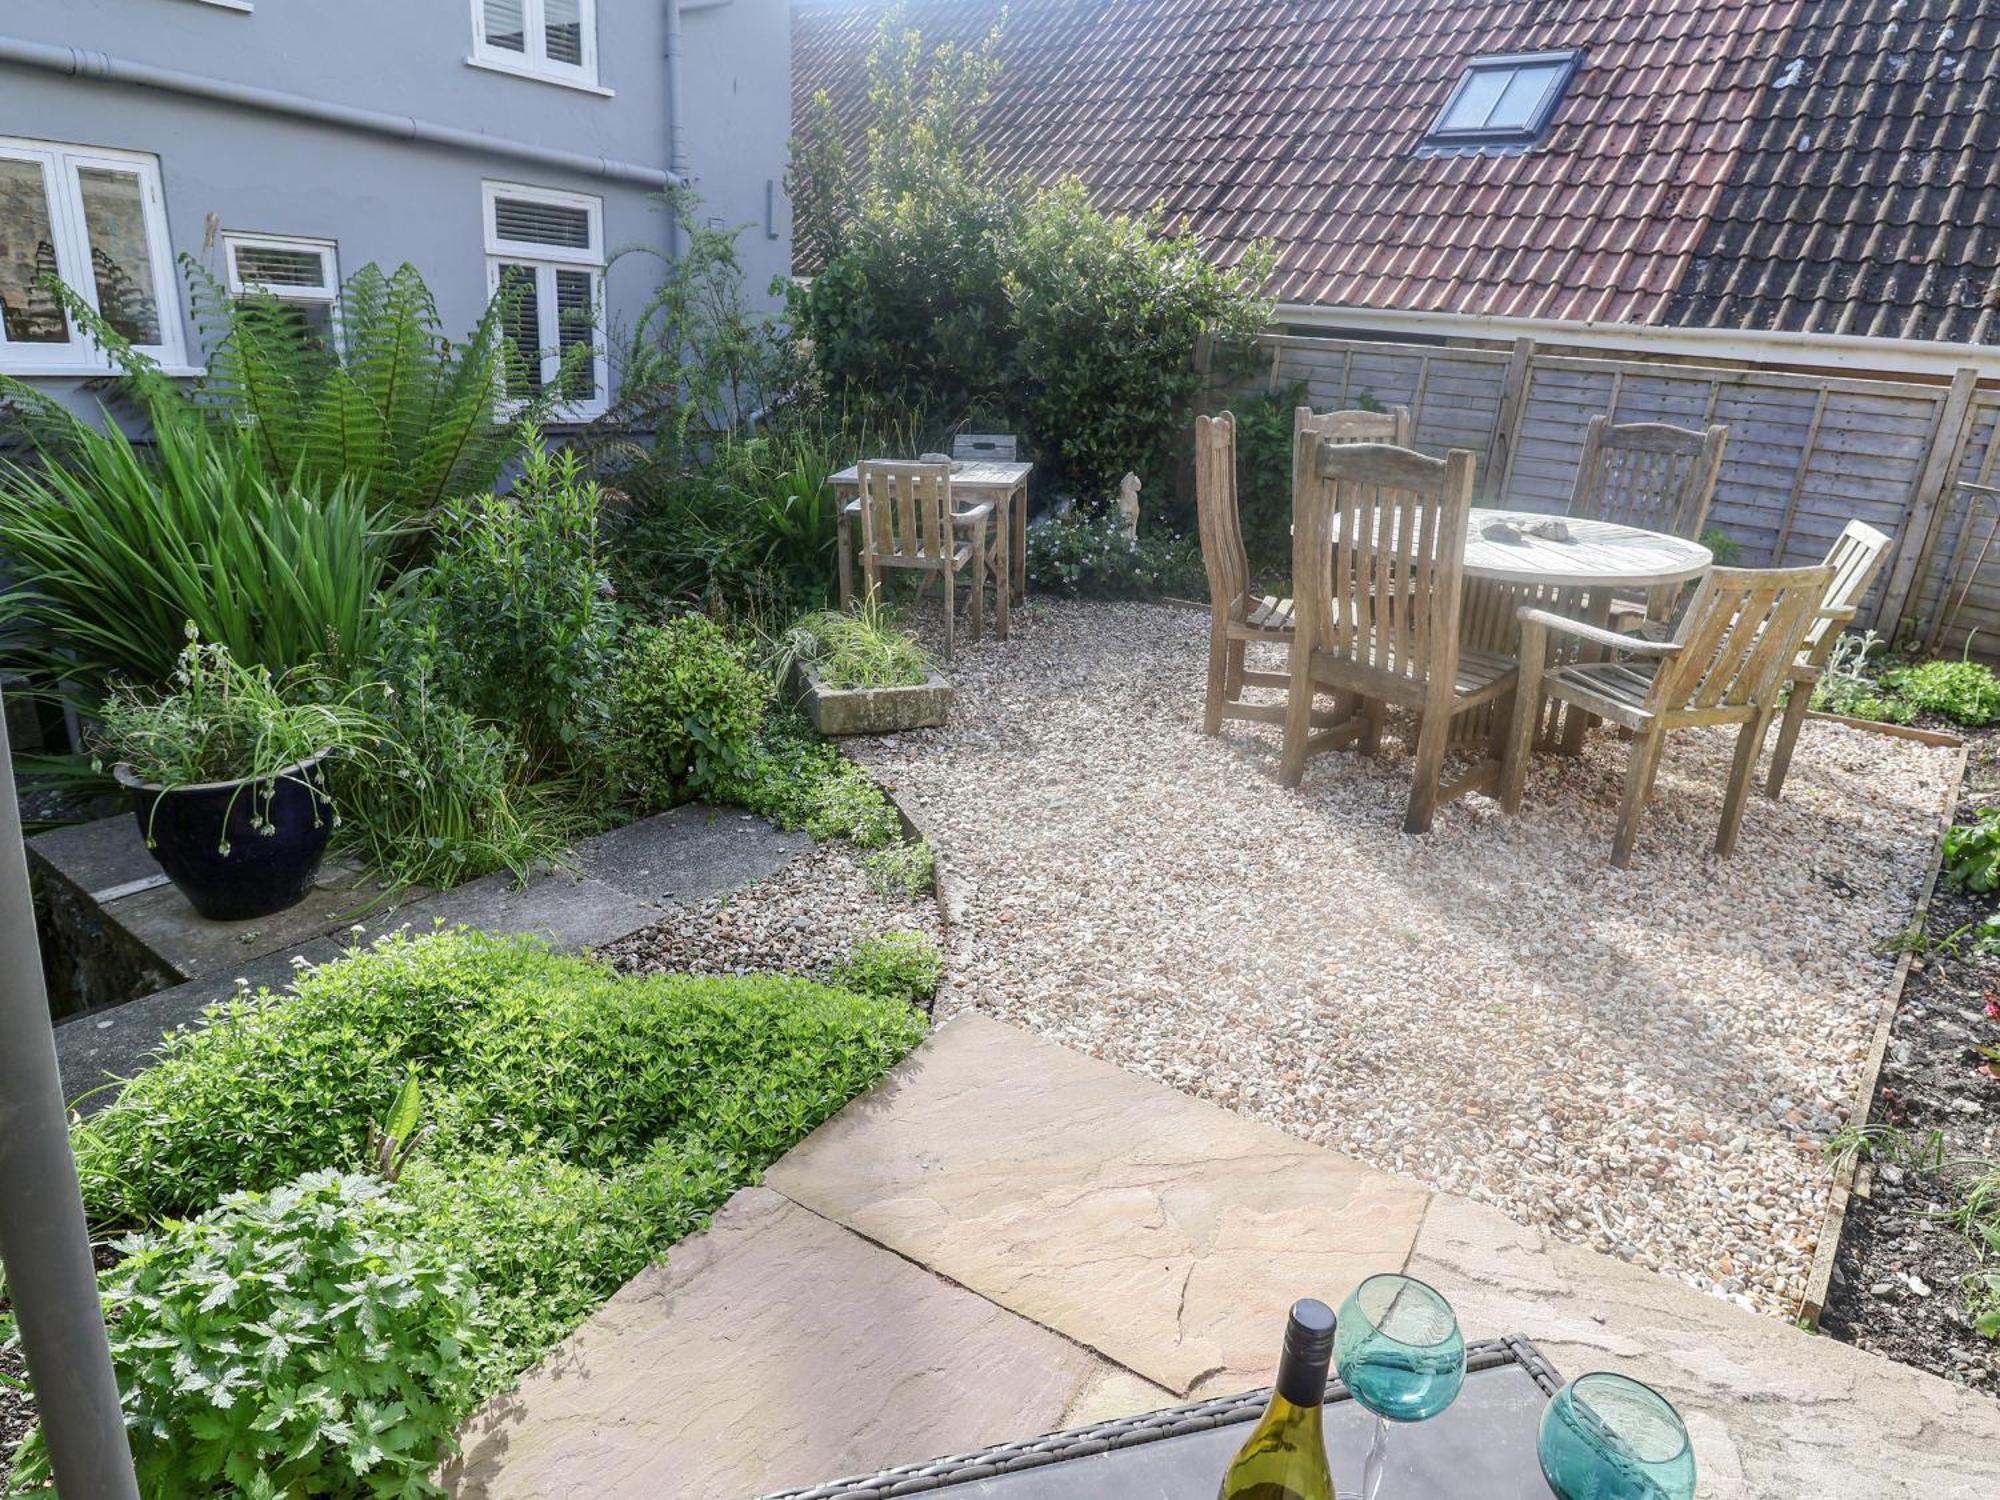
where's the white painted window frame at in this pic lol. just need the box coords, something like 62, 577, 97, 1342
0, 136, 187, 375
482, 180, 607, 419
468, 0, 601, 91
221, 232, 339, 303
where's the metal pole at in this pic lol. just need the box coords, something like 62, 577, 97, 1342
0, 694, 139, 1499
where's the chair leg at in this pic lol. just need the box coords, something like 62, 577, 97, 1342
1718, 710, 1773, 858
1611, 727, 1667, 869
837, 508, 854, 609
1360, 696, 1386, 755
968, 553, 985, 645
1764, 679, 1812, 801
1203, 620, 1229, 735
1500, 623, 1546, 814
940, 564, 955, 662
1224, 639, 1247, 701
1278, 663, 1316, 787
1404, 703, 1453, 835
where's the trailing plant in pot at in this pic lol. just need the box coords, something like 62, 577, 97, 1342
777, 598, 951, 736
94, 631, 378, 920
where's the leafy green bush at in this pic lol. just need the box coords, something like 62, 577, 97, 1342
779, 598, 935, 690
1701, 526, 1745, 566
608, 615, 769, 811
734, 712, 901, 846
865, 840, 936, 899
1880, 659, 2000, 726
10, 1170, 484, 1499
830, 931, 944, 1006
1223, 384, 1307, 581
1027, 510, 1206, 599
1006, 180, 1272, 498
416, 435, 619, 775
0, 391, 394, 700
1944, 808, 2000, 895
75, 930, 926, 1227
398, 1142, 735, 1391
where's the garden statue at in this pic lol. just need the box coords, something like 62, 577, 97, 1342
1117, 472, 1142, 542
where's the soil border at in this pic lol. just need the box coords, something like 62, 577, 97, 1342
1798, 734, 1969, 1326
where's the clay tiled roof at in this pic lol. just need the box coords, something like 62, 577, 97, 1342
793, 0, 1804, 328
1666, 0, 2000, 345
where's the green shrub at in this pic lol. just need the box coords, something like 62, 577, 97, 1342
1027, 510, 1206, 599
398, 1142, 736, 1391
865, 840, 936, 898
1880, 658, 2000, 726
9, 1170, 485, 1499
608, 615, 769, 810
830, 931, 944, 1006
1833, 692, 1918, 726
0, 391, 394, 700
1701, 526, 1744, 566
417, 435, 619, 775
75, 930, 927, 1227
1224, 384, 1307, 581
735, 712, 901, 846
1944, 808, 2000, 895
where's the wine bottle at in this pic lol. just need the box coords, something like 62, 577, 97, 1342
1217, 1298, 1338, 1500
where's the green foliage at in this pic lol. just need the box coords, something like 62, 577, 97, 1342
1879, 658, 2000, 727
94, 632, 376, 788
1811, 631, 1912, 723
397, 1142, 735, 1391
416, 434, 620, 774
864, 839, 936, 898
1027, 509, 1206, 599
1701, 526, 1744, 566
10, 1170, 485, 1499
1224, 383, 1307, 580
779, 597, 935, 690
830, 931, 944, 1006
733, 711, 901, 847
0, 391, 395, 701
1944, 808, 2000, 895
191, 259, 546, 536
1006, 180, 1273, 498
608, 615, 769, 811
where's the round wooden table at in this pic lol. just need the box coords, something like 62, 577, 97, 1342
1458, 509, 1712, 753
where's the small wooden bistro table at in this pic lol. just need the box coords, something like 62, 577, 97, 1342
764, 1335, 1565, 1499
831, 459, 1035, 639
1458, 509, 1712, 753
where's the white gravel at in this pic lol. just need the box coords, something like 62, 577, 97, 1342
854, 599, 1959, 1318
599, 842, 942, 989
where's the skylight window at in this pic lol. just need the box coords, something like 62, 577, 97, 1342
1424, 50, 1580, 151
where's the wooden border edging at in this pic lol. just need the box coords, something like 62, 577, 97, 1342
831, 740, 958, 943
1802, 711, 1966, 748
1796, 737, 1969, 1328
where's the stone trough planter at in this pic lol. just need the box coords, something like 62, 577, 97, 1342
793, 667, 954, 737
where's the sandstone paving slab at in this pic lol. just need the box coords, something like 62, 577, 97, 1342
445, 1186, 1106, 1500
764, 1013, 1430, 1396
1407, 1192, 2000, 1500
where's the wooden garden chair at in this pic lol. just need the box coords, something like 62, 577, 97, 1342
1499, 562, 1835, 867
1279, 441, 1518, 834
1567, 415, 1729, 629
856, 459, 992, 661
1762, 519, 1894, 800
1193, 407, 1411, 734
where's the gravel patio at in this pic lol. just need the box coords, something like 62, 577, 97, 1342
852, 599, 1959, 1318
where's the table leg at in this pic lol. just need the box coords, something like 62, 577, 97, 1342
1012, 479, 1028, 603
1557, 588, 1613, 757
991, 492, 1012, 639
837, 502, 854, 610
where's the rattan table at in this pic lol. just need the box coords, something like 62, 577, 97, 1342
765, 1336, 1562, 1499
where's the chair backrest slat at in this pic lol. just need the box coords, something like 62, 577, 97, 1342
952, 432, 1017, 462
1568, 415, 1728, 541
1804, 518, 1894, 650
1295, 441, 1475, 692
1653, 564, 1836, 715
858, 459, 953, 564
1296, 404, 1414, 453
1195, 413, 1251, 620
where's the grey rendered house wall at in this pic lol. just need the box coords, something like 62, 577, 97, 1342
0, 0, 790, 402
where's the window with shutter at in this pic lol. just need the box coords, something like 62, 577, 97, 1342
470, 0, 598, 88
482, 182, 605, 415
223, 233, 340, 345
0, 136, 184, 373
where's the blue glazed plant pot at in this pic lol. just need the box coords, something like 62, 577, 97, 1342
113, 751, 334, 921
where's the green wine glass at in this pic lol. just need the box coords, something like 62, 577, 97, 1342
1536, 1373, 1696, 1500
1333, 1274, 1465, 1500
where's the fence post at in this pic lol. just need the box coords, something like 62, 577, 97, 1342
0, 694, 140, 1499
1878, 365, 1981, 638
1487, 337, 1535, 502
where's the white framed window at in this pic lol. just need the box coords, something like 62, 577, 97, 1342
222, 232, 339, 342
0, 137, 185, 374
482, 181, 605, 417
1423, 51, 1580, 151
470, 0, 601, 90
